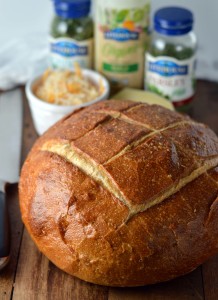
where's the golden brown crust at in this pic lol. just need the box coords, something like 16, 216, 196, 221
19, 100, 218, 286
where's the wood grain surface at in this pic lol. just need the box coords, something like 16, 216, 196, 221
0, 80, 218, 300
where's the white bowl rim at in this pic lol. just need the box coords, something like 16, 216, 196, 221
25, 68, 110, 113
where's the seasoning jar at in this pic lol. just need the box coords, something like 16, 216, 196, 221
95, 0, 151, 91
50, 0, 94, 70
145, 7, 197, 111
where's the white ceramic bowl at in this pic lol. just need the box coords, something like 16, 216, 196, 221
25, 69, 110, 135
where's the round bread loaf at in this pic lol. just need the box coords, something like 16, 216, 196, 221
19, 100, 218, 287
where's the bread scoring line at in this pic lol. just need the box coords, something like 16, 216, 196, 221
206, 170, 218, 188
58, 103, 154, 143
95, 109, 156, 131
104, 120, 197, 165
60, 103, 192, 148
41, 139, 218, 221
41, 141, 133, 212
127, 157, 218, 220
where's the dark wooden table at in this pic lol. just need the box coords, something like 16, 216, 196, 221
0, 80, 218, 300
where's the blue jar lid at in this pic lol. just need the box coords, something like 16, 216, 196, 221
154, 7, 194, 36
53, 0, 91, 19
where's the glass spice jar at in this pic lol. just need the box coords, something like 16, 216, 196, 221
50, 0, 94, 70
145, 7, 197, 111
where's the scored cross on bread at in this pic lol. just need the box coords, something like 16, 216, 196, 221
19, 100, 218, 287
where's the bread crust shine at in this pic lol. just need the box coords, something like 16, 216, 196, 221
19, 100, 218, 286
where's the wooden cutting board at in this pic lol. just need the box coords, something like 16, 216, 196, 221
0, 83, 218, 300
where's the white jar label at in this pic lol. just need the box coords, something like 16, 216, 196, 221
145, 53, 196, 103
49, 37, 93, 69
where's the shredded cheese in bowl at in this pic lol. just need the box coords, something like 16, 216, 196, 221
35, 66, 104, 106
